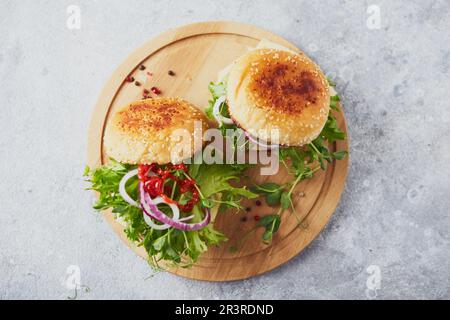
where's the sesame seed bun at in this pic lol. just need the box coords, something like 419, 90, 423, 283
104, 98, 209, 165
226, 48, 330, 146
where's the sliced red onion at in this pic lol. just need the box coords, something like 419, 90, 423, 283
141, 195, 180, 230
118, 169, 202, 230
142, 209, 171, 230
243, 130, 279, 150
142, 202, 193, 227
139, 183, 211, 231
119, 169, 140, 207
179, 215, 195, 222
212, 95, 234, 125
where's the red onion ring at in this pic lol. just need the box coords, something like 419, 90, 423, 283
243, 130, 279, 150
119, 169, 140, 207
141, 195, 180, 230
139, 183, 210, 231
119, 169, 196, 229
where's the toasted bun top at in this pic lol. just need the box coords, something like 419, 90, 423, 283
226, 48, 330, 146
104, 98, 209, 165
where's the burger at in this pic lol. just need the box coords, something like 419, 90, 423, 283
86, 97, 257, 266
205, 40, 348, 244
85, 40, 348, 266
208, 39, 336, 147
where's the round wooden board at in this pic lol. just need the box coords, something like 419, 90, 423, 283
87, 21, 349, 281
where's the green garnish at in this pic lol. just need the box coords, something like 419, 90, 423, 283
84, 159, 246, 268
327, 77, 336, 87
330, 95, 340, 111
206, 79, 348, 245
258, 214, 281, 244
189, 163, 258, 212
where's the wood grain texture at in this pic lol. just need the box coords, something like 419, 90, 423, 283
87, 21, 349, 281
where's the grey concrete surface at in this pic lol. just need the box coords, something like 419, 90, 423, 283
0, 0, 449, 300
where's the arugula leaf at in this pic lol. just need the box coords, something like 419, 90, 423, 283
190, 163, 258, 211
330, 95, 340, 111
266, 190, 282, 206
330, 95, 340, 102
280, 192, 291, 210
319, 114, 346, 143
205, 81, 228, 121
332, 150, 348, 160
251, 182, 282, 194
250, 182, 289, 207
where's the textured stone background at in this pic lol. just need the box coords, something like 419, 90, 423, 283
0, 0, 449, 300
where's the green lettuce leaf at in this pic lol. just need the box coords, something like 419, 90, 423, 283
85, 159, 227, 268
190, 163, 258, 211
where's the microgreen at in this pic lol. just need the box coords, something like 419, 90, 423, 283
212, 80, 348, 248
258, 214, 281, 244
247, 90, 348, 245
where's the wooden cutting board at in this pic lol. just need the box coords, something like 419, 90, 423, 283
87, 21, 349, 281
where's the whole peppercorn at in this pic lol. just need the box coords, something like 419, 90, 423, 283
142, 89, 150, 99
151, 86, 161, 95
